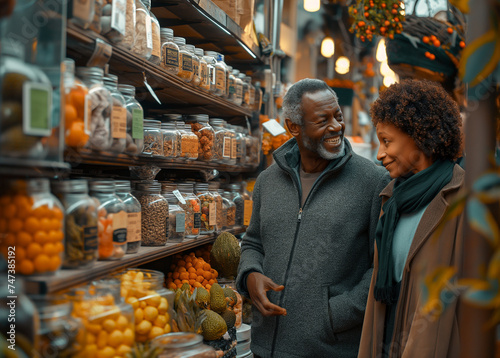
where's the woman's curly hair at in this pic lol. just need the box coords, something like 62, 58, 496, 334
371, 79, 462, 161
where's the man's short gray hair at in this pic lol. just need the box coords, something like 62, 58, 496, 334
281, 78, 338, 126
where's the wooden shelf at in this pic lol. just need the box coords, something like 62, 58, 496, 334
24, 227, 246, 294
0, 157, 71, 178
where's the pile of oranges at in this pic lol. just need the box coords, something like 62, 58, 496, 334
0, 193, 64, 275
166, 251, 219, 292
64, 82, 90, 148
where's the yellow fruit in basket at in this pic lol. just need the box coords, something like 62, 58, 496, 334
158, 297, 169, 314
86, 332, 96, 344
116, 344, 132, 355
86, 323, 102, 335
86, 344, 98, 355
96, 346, 115, 358
102, 319, 116, 333
146, 293, 161, 307
122, 328, 134, 346
106, 307, 122, 320
153, 314, 167, 328
143, 306, 158, 322
148, 326, 164, 340
107, 329, 124, 348
116, 315, 129, 330
97, 330, 108, 349
134, 308, 144, 323
125, 297, 139, 310
136, 320, 152, 335
164, 323, 172, 334
139, 300, 147, 309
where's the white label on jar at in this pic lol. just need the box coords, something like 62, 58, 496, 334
215, 67, 225, 91
112, 210, 128, 243
111, 105, 127, 138
209, 202, 216, 226
127, 212, 141, 242
164, 47, 179, 67
172, 190, 187, 205
145, 13, 153, 50
111, 0, 126, 35
231, 138, 237, 159
244, 199, 253, 226
132, 108, 144, 139
181, 53, 193, 72
176, 212, 186, 232
84, 94, 92, 134
72, 0, 92, 24
209, 66, 216, 86
200, 62, 208, 86
235, 83, 243, 101
223, 136, 231, 158
23, 82, 52, 137
151, 21, 161, 58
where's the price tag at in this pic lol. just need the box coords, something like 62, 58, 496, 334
243, 199, 253, 226
209, 202, 216, 226
263, 119, 286, 137
144, 74, 162, 105
23, 82, 52, 137
132, 108, 144, 139
111, 106, 127, 138
176, 213, 186, 233
87, 38, 113, 68
127, 212, 141, 242
223, 137, 231, 158
173, 190, 187, 205
112, 211, 128, 244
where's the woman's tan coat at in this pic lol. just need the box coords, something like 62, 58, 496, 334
358, 164, 465, 358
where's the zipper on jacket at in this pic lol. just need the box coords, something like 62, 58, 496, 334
270, 206, 303, 356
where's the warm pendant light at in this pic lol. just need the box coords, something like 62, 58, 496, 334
335, 56, 350, 74
376, 38, 387, 62
320, 37, 335, 58
304, 0, 320, 12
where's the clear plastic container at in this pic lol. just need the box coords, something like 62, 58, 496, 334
104, 74, 127, 153
209, 118, 233, 165
51, 179, 98, 269
0, 179, 65, 276
233, 69, 243, 106
68, 0, 95, 30
228, 183, 244, 227
152, 332, 216, 357
0, 44, 54, 160
203, 51, 217, 94
196, 48, 209, 91
194, 183, 215, 235
62, 59, 90, 150
226, 65, 235, 102
134, 181, 168, 246
220, 190, 236, 229
115, 180, 142, 254
117, 268, 174, 342
208, 182, 224, 232
185, 114, 214, 162
177, 183, 201, 239
88, 180, 128, 260
161, 121, 180, 159
174, 37, 194, 83
164, 192, 186, 243
186, 44, 201, 87
160, 28, 180, 75
143, 119, 164, 156
76, 67, 113, 152
143, 0, 161, 65
131, 0, 153, 60
117, 84, 144, 155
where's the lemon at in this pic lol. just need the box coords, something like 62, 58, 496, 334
107, 329, 124, 348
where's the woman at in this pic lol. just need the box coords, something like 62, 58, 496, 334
358, 79, 465, 358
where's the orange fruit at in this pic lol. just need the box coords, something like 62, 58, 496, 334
3, 233, 16, 246
8, 218, 23, 233
4, 203, 17, 219
54, 242, 64, 254
0, 195, 11, 206
52, 207, 64, 221
17, 231, 33, 247
49, 255, 62, 271
26, 242, 42, 259
34, 254, 51, 273
33, 205, 50, 219
64, 104, 78, 128
33, 231, 48, 244
48, 230, 64, 243
49, 218, 62, 231
0, 218, 7, 232
39, 218, 52, 232
43, 242, 57, 256
16, 247, 26, 261
16, 202, 33, 217
25, 217, 40, 234
18, 259, 35, 275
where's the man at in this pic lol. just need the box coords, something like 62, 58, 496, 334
236, 78, 390, 357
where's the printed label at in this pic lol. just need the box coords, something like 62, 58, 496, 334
194, 212, 201, 229
228, 78, 235, 94
23, 82, 52, 137
83, 225, 98, 252
111, 106, 127, 138
193, 58, 200, 79
223, 137, 231, 158
209, 202, 216, 226
151, 21, 161, 58
145, 13, 153, 49
244, 200, 253, 226
235, 83, 243, 101
127, 212, 141, 242
209, 66, 216, 87
176, 213, 186, 232
200, 63, 208, 86
164, 47, 179, 67
86, 38, 113, 68
181, 53, 193, 72
173, 190, 187, 204
215, 67, 225, 91
111, 0, 126, 36
132, 108, 144, 139
112, 210, 128, 244
231, 138, 237, 159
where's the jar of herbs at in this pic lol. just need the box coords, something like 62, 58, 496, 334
115, 180, 142, 254
118, 84, 144, 155
194, 183, 215, 235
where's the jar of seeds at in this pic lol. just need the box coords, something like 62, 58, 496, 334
134, 181, 168, 246
160, 121, 179, 159
177, 183, 201, 239
194, 183, 215, 234
143, 119, 163, 156
115, 180, 142, 254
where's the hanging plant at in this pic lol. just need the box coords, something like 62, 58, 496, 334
348, 0, 405, 42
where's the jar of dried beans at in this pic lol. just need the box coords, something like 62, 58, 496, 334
134, 181, 168, 246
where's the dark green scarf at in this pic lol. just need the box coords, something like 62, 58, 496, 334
374, 160, 455, 304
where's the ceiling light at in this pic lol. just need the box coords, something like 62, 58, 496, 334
304, 0, 320, 12
320, 37, 335, 58
335, 56, 350, 74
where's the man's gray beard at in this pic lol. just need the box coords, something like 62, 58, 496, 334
302, 135, 345, 160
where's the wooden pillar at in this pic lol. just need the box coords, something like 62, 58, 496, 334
460, 0, 498, 356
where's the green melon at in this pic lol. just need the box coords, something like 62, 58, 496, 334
210, 231, 241, 279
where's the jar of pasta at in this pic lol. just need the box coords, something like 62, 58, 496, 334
177, 183, 201, 239
117, 84, 144, 155
160, 28, 180, 75
115, 180, 142, 254
185, 114, 214, 162
174, 37, 193, 83
194, 183, 215, 235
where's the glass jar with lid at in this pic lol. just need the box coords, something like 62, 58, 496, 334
194, 183, 215, 235
115, 180, 142, 254
131, 0, 153, 60
51, 179, 98, 269
208, 182, 224, 232
203, 51, 217, 94
233, 69, 243, 106
100, 0, 127, 46
196, 48, 209, 91
117, 84, 144, 155
88, 180, 128, 260
160, 28, 180, 75
233, 125, 247, 166
184, 124, 200, 160
226, 65, 235, 102
253, 81, 263, 112
228, 183, 244, 227
185, 114, 214, 162
104, 74, 127, 154
246, 76, 255, 109
0, 178, 65, 275
205, 51, 225, 96
142, 119, 164, 156
209, 118, 233, 165
152, 332, 216, 357
177, 183, 201, 239
220, 190, 236, 229
76, 67, 112, 152
239, 73, 250, 108
68, 0, 95, 30
174, 37, 194, 83
163, 192, 186, 243
134, 181, 168, 246
0, 42, 54, 160
186, 44, 201, 87
143, 0, 161, 65
161, 121, 180, 159
62, 59, 90, 150
122, 0, 136, 50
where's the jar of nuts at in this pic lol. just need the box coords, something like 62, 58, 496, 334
194, 183, 215, 235
142, 119, 164, 157
134, 181, 169, 246
160, 121, 180, 159
184, 114, 214, 162
208, 182, 224, 232
177, 183, 201, 239
220, 190, 236, 229
209, 118, 234, 165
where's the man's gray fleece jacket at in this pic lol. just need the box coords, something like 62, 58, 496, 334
236, 138, 390, 358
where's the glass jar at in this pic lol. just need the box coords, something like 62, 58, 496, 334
134, 181, 168, 246
115, 180, 142, 254
100, 0, 126, 46
161, 121, 180, 159
131, 0, 153, 60
164, 192, 186, 243
118, 84, 144, 155
209, 118, 231, 165
186, 45, 201, 87
226, 65, 235, 102
160, 28, 180, 75
239, 73, 249, 108
89, 180, 128, 260
228, 183, 244, 227
68, 0, 95, 30
196, 48, 209, 91
122, 0, 136, 49
89, 0, 103, 33
233, 125, 247, 166
62, 59, 90, 150
184, 124, 200, 160
233, 69, 243, 106
203, 51, 217, 94
207, 52, 225, 96
51, 179, 98, 269
152, 332, 216, 357
31, 295, 82, 357
143, 119, 164, 156
220, 190, 236, 229
143, 0, 161, 65
177, 183, 201, 239
104, 74, 127, 153
194, 183, 215, 235
76, 67, 113, 152
0, 178, 65, 275
117, 268, 174, 342
247, 76, 255, 109
185, 114, 214, 162
253, 81, 263, 112
0, 44, 54, 160
174, 37, 194, 83
208, 182, 224, 232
